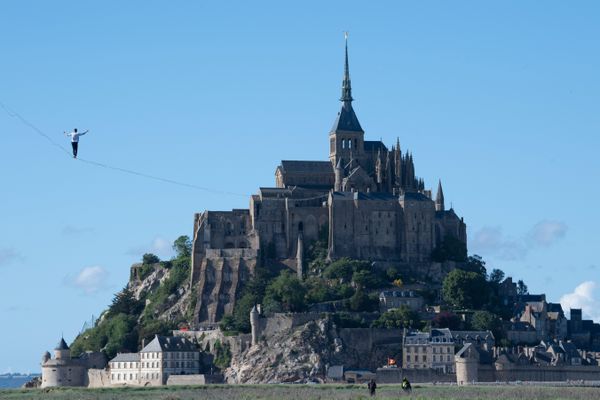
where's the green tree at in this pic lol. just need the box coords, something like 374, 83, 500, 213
305, 277, 337, 303
352, 269, 385, 290
323, 258, 354, 281
460, 255, 487, 277
213, 340, 232, 369
431, 235, 468, 262
517, 280, 529, 296
442, 269, 488, 309
107, 287, 143, 318
348, 289, 378, 312
488, 269, 505, 284
470, 310, 503, 339
173, 235, 192, 258
142, 253, 160, 265
70, 313, 138, 359
138, 319, 175, 346
263, 270, 307, 312
431, 311, 462, 330
372, 306, 421, 329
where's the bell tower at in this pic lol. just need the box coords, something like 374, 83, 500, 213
329, 33, 364, 167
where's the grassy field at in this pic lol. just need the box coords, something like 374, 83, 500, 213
0, 384, 598, 400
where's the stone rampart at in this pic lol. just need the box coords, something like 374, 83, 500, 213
491, 365, 600, 382
86, 369, 110, 388
376, 368, 455, 383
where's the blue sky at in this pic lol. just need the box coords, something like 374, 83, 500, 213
1, 1, 599, 372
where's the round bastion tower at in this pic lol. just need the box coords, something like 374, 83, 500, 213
41, 337, 86, 388
455, 343, 479, 385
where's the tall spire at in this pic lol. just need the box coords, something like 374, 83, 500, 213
436, 179, 445, 211
340, 32, 353, 105
330, 33, 363, 133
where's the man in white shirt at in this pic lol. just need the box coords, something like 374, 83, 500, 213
64, 128, 89, 158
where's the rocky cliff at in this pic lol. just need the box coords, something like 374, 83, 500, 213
185, 315, 402, 383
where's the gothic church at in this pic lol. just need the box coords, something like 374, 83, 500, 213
190, 39, 467, 325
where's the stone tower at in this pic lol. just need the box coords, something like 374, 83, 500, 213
435, 180, 445, 212
250, 305, 260, 346
296, 233, 304, 280
42, 351, 51, 364
329, 34, 365, 168
54, 337, 70, 360
455, 343, 480, 385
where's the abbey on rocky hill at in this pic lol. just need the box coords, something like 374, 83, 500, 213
190, 39, 467, 326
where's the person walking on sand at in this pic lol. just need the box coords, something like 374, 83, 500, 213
367, 378, 377, 396
64, 128, 89, 158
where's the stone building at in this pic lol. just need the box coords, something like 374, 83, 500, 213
41, 337, 106, 388
403, 329, 455, 373
190, 38, 467, 326
450, 330, 495, 351
379, 289, 424, 312
108, 335, 200, 386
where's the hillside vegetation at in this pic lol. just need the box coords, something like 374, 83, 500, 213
70, 236, 194, 359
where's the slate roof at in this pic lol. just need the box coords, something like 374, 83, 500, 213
451, 330, 495, 341
140, 335, 197, 353
548, 303, 565, 316
400, 191, 431, 202
55, 338, 70, 351
431, 328, 453, 341
279, 160, 334, 174
508, 321, 535, 331
332, 191, 398, 201
455, 343, 475, 359
519, 294, 546, 302
109, 353, 140, 363
364, 140, 387, 153
331, 103, 363, 133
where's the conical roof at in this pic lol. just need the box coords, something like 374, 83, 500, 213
55, 337, 70, 351
331, 34, 363, 133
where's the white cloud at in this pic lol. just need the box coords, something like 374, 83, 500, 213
67, 266, 110, 295
560, 281, 600, 323
126, 236, 174, 259
528, 220, 568, 247
471, 219, 567, 261
470, 226, 527, 260
0, 247, 22, 267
